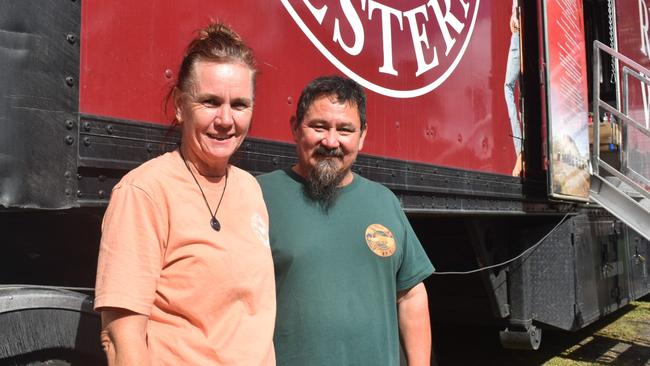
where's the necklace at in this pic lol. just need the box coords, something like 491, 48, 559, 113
179, 150, 228, 231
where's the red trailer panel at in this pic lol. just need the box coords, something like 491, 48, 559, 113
79, 1, 518, 175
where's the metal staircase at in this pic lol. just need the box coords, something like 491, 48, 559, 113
590, 41, 650, 241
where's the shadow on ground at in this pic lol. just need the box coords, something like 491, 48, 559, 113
434, 295, 650, 366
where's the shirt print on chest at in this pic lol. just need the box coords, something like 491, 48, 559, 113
365, 223, 396, 257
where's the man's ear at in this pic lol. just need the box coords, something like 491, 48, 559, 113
290, 115, 299, 142
359, 126, 367, 151
172, 87, 184, 124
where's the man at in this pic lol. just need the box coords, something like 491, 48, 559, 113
258, 75, 434, 366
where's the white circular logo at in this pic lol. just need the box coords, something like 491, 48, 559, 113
281, 0, 481, 98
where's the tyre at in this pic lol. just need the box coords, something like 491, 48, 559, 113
0, 288, 105, 366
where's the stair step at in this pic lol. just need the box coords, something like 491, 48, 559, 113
640, 198, 650, 210
604, 176, 647, 199
590, 175, 650, 242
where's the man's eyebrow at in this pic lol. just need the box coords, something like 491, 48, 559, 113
305, 118, 327, 125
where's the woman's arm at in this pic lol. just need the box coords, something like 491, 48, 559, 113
100, 308, 151, 366
510, 0, 520, 33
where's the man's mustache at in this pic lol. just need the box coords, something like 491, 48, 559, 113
315, 146, 343, 158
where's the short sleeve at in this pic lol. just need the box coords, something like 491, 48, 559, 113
94, 183, 167, 315
395, 200, 434, 292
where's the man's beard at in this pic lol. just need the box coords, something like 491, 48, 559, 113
304, 146, 347, 208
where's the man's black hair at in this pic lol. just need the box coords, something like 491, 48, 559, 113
296, 75, 367, 130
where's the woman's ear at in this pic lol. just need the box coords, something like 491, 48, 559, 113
172, 87, 184, 124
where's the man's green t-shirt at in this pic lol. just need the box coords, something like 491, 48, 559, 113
258, 169, 434, 366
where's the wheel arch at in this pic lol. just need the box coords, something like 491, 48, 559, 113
0, 286, 104, 363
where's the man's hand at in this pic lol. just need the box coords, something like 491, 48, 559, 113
397, 282, 431, 366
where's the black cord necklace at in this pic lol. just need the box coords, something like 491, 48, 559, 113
179, 150, 228, 231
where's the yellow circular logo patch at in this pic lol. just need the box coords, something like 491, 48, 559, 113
365, 224, 396, 257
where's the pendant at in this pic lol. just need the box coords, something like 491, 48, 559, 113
210, 217, 221, 231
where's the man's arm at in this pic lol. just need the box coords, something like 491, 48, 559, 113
100, 308, 151, 366
397, 282, 431, 366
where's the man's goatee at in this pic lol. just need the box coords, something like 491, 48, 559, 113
304, 148, 347, 208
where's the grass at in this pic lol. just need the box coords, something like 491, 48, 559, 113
544, 300, 650, 366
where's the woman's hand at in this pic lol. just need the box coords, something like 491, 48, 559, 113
100, 308, 151, 366
510, 14, 519, 33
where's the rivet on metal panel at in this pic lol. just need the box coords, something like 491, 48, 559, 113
457, 134, 463, 143
106, 125, 114, 134
287, 96, 293, 104
395, 121, 400, 129
98, 190, 106, 199
65, 119, 74, 130
64, 135, 75, 145
146, 143, 153, 153
76, 190, 83, 198
64, 171, 72, 179
77, 174, 82, 180
66, 33, 77, 44
83, 137, 91, 146
83, 121, 92, 131
65, 76, 75, 86
272, 157, 279, 165
64, 189, 71, 196
164, 69, 173, 79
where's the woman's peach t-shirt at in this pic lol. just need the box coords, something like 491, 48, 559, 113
95, 150, 275, 365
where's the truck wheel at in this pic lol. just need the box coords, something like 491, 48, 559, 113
499, 325, 542, 350
0, 288, 105, 365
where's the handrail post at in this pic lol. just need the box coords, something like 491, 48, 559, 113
592, 42, 602, 175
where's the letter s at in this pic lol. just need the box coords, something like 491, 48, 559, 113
333, 0, 366, 56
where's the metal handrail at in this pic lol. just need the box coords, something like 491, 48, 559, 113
621, 66, 650, 188
592, 41, 650, 200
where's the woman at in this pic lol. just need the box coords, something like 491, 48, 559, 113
94, 23, 275, 365
505, 0, 523, 176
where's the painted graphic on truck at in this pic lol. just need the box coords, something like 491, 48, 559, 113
544, 0, 591, 200
280, 0, 480, 98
